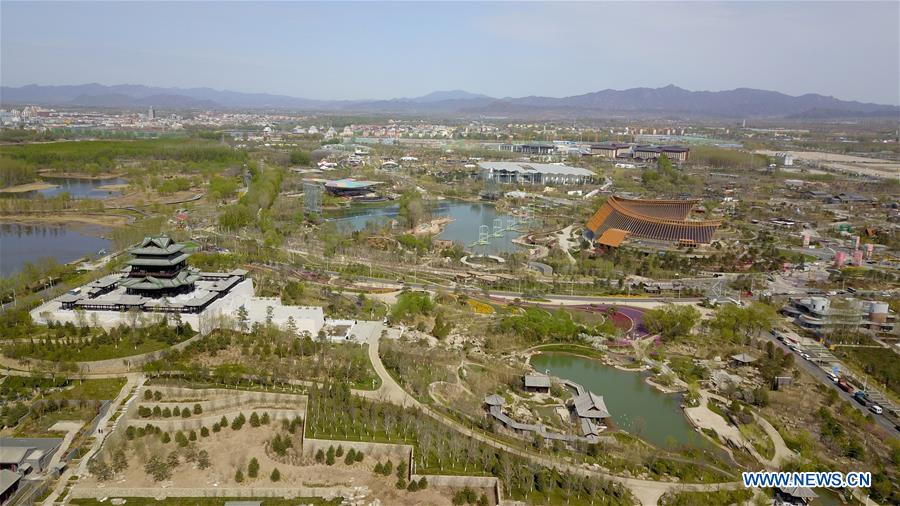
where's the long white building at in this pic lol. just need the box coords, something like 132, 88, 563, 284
478, 161, 594, 186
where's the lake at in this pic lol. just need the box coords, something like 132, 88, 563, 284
11, 177, 127, 200
0, 222, 111, 277
328, 200, 525, 253
530, 352, 709, 449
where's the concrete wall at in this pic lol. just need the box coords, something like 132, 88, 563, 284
30, 279, 325, 340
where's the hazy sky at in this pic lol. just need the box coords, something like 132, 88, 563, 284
2, 1, 899, 104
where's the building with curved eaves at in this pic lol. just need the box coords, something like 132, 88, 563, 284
584, 196, 721, 246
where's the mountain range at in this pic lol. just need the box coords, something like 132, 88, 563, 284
2, 83, 897, 119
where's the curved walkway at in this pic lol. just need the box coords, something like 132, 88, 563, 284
363, 323, 743, 506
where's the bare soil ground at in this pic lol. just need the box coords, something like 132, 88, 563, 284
0, 213, 131, 228
84, 425, 456, 505
0, 182, 59, 193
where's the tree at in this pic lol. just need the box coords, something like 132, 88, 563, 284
161, 432, 171, 444
432, 311, 452, 339
89, 458, 113, 481
193, 403, 202, 415
197, 450, 211, 470
236, 305, 249, 332
201, 426, 209, 437
235, 468, 244, 483
248, 457, 259, 478
326, 445, 335, 465
270, 467, 281, 482
289, 150, 311, 165
250, 412, 260, 427
145, 455, 171, 481
315, 448, 325, 463
643, 303, 700, 341
344, 448, 356, 465
397, 190, 426, 230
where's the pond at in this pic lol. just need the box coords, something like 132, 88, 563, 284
11, 177, 127, 200
328, 200, 525, 253
530, 352, 709, 449
0, 222, 111, 277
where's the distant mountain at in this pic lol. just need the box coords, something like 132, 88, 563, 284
406, 90, 493, 103
69, 93, 218, 109
0, 83, 351, 110
2, 83, 897, 119
465, 85, 899, 119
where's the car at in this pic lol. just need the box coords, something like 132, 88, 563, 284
870, 405, 883, 415
827, 373, 839, 382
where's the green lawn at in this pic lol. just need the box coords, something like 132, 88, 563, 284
51, 378, 127, 401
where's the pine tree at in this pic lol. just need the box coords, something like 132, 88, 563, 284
248, 457, 259, 478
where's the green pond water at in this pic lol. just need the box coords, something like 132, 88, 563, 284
530, 352, 709, 449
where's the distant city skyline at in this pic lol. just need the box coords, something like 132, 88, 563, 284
2, 1, 899, 105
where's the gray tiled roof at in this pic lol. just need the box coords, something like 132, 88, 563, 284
573, 391, 610, 419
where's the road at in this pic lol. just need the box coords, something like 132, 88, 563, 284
760, 331, 899, 437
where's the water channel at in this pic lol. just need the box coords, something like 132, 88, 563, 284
530, 352, 709, 449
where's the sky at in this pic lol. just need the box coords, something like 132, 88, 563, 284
2, 1, 899, 105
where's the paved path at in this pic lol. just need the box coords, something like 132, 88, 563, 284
42, 374, 143, 506
46, 421, 85, 471
362, 324, 743, 505
753, 412, 796, 467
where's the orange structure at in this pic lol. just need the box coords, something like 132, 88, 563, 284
584, 196, 721, 245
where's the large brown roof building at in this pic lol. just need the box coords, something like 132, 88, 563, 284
584, 196, 720, 246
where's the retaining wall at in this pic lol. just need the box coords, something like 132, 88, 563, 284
69, 486, 350, 501
302, 437, 412, 461
125, 408, 303, 432
139, 391, 307, 415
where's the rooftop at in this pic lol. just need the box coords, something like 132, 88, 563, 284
478, 161, 594, 177
524, 374, 551, 388
572, 391, 610, 419
324, 178, 381, 189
